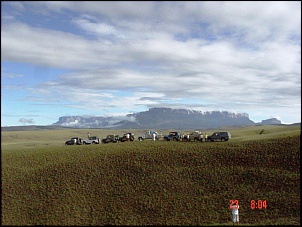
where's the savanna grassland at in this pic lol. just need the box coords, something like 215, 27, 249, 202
1, 125, 300, 225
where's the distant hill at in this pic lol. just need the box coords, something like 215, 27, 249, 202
260, 118, 282, 125
1, 125, 69, 132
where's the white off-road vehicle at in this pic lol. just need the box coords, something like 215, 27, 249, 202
137, 131, 161, 141
82, 136, 100, 144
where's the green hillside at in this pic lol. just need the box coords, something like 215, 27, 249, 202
1, 126, 300, 225
1, 125, 300, 150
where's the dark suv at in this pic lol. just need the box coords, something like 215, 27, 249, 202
163, 132, 182, 141
101, 135, 120, 143
65, 137, 83, 145
207, 132, 231, 142
120, 133, 135, 142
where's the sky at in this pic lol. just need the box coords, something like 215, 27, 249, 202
1, 1, 301, 126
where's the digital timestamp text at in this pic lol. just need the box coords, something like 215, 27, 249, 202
230, 200, 268, 209
251, 200, 267, 209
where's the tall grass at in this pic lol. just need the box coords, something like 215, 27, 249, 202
1, 128, 300, 225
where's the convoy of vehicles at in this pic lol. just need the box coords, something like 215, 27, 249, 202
64, 131, 231, 145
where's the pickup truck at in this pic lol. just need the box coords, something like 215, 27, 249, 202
82, 136, 100, 144
138, 131, 161, 141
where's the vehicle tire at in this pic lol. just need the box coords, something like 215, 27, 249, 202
83, 142, 86, 145
92, 141, 96, 144
194, 137, 198, 142
173, 137, 177, 141
221, 137, 225, 142
138, 137, 143, 141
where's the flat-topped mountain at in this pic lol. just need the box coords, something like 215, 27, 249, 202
53, 107, 257, 129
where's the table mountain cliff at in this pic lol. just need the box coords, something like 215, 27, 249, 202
53, 107, 258, 129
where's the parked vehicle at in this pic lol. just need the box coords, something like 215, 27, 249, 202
163, 131, 182, 141
101, 135, 120, 143
119, 133, 135, 142
82, 136, 100, 144
138, 131, 161, 141
183, 131, 202, 142
65, 137, 83, 145
207, 132, 231, 142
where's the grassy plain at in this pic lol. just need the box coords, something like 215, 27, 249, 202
1, 125, 300, 225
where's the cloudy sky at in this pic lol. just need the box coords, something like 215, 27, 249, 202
1, 1, 301, 126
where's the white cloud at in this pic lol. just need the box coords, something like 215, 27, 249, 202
19, 118, 34, 125
1, 72, 24, 78
1, 1, 301, 125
